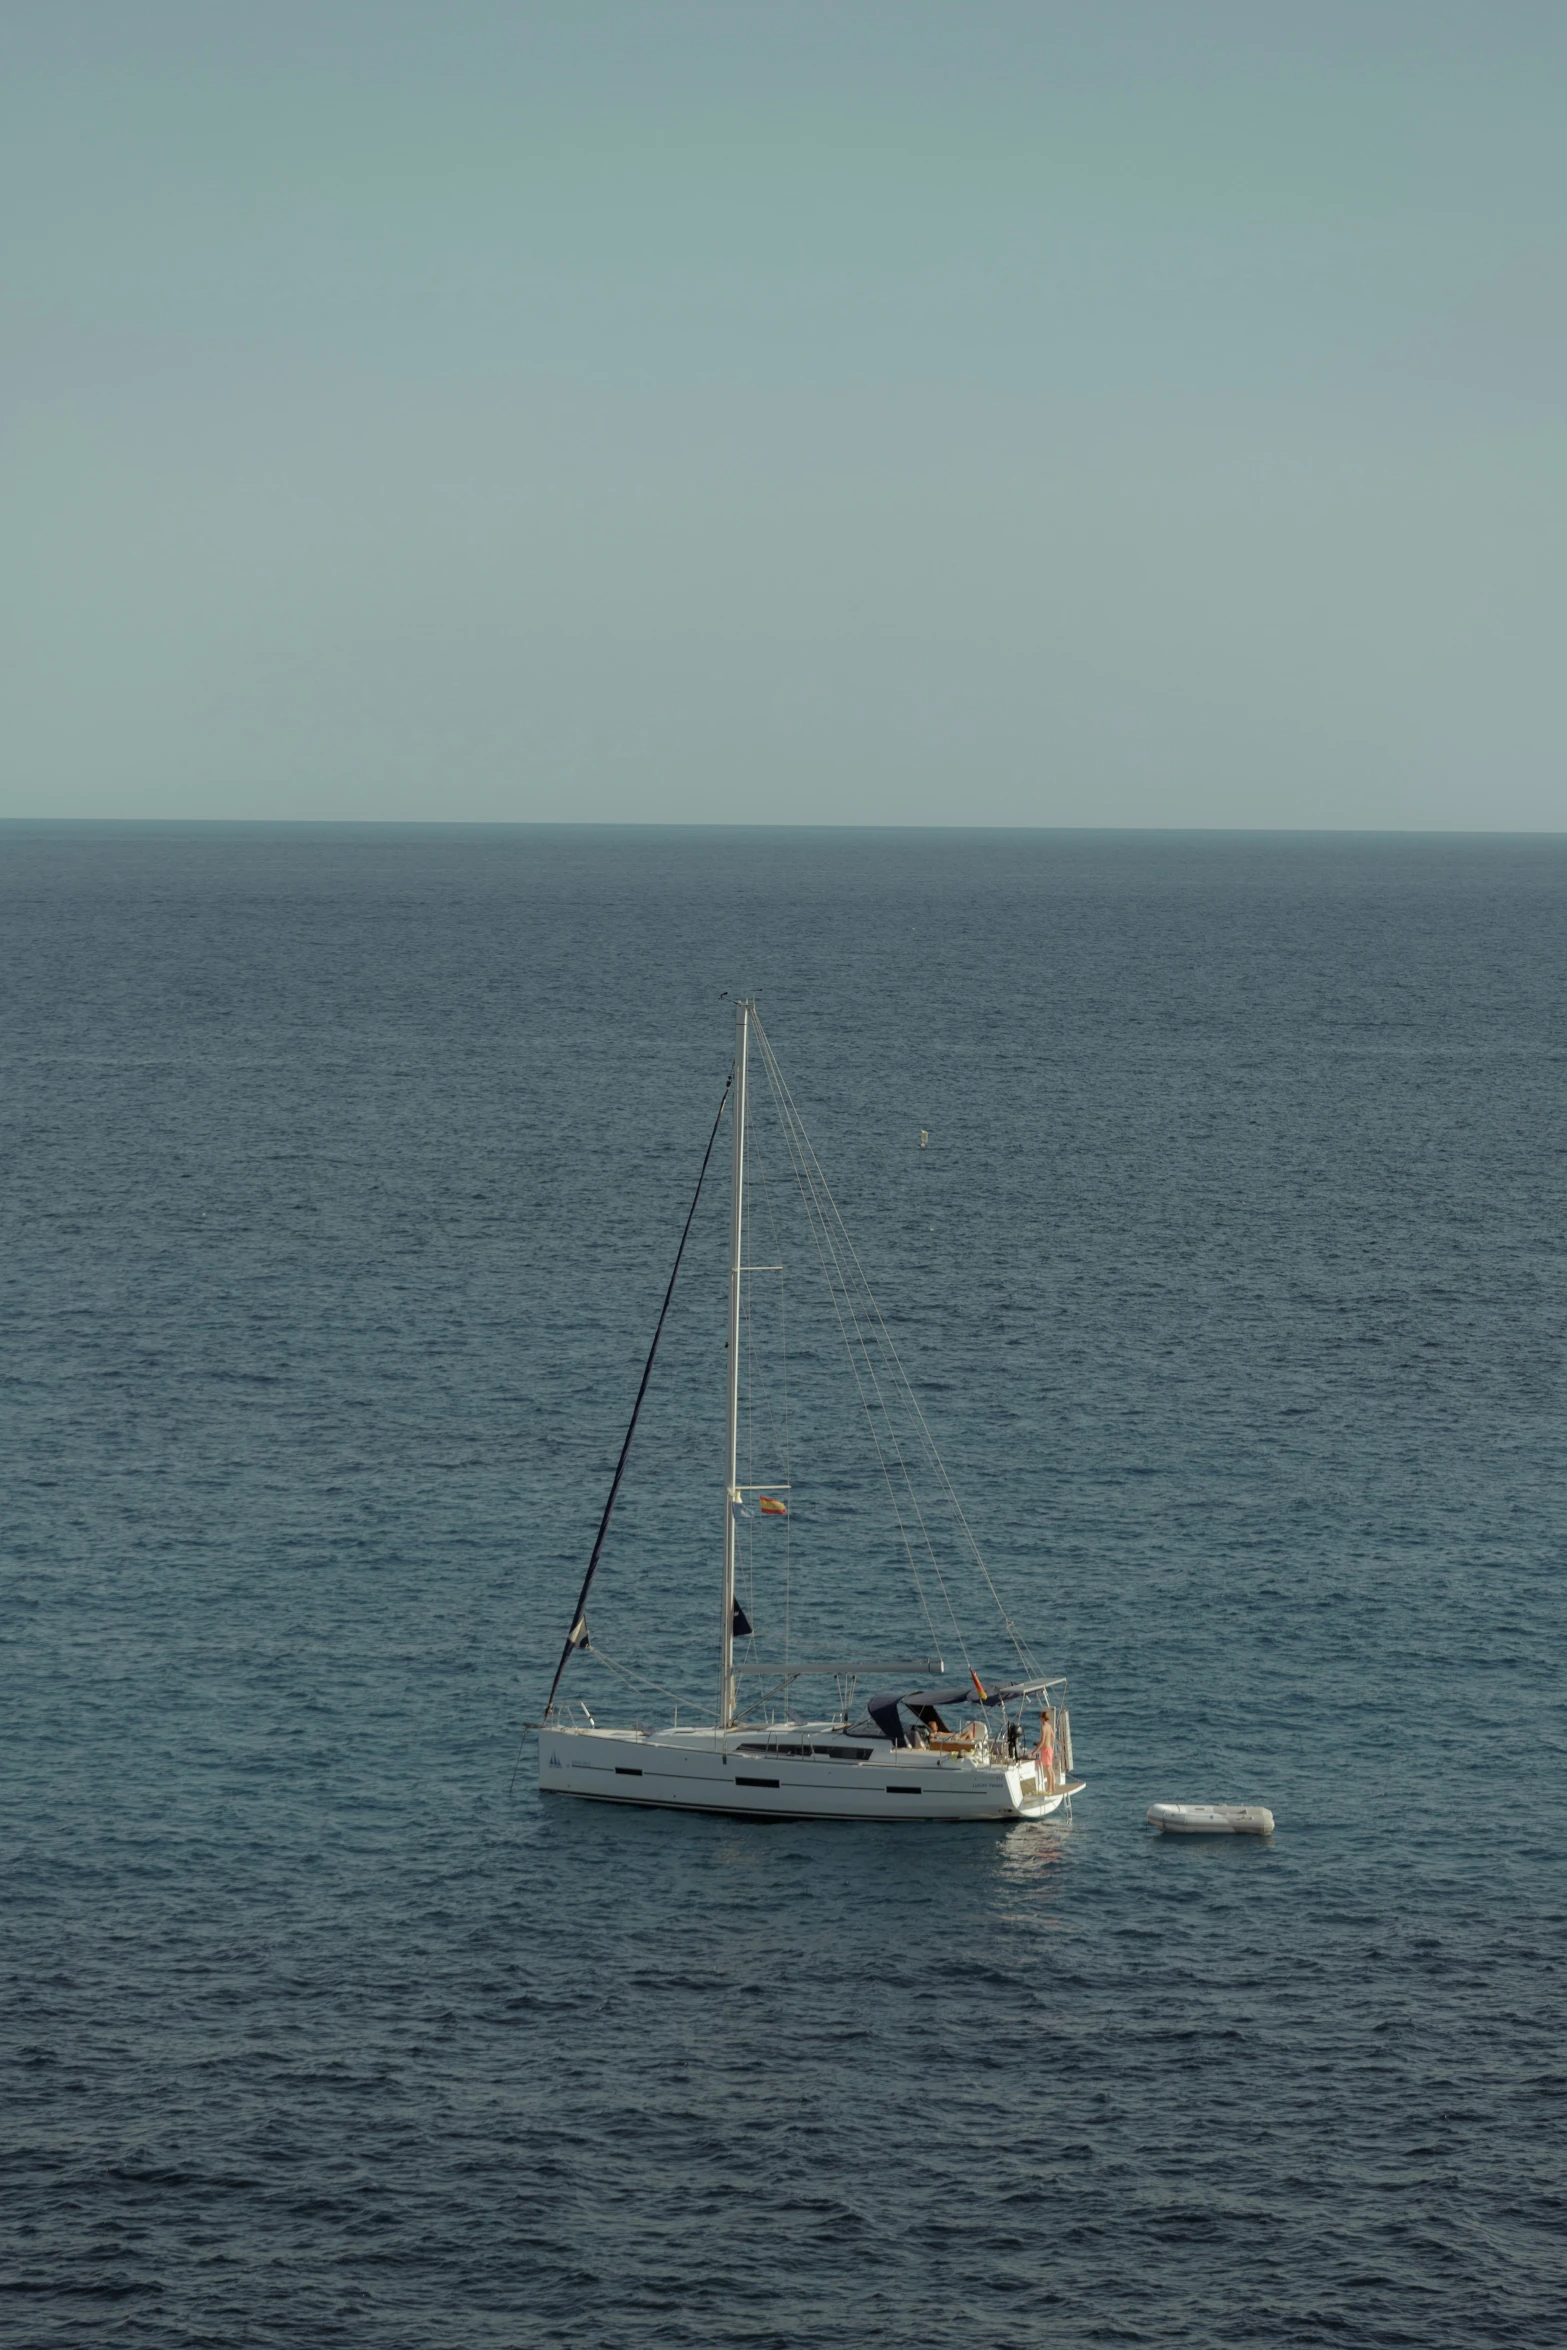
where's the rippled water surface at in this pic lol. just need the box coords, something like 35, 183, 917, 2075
3, 825, 1564, 2347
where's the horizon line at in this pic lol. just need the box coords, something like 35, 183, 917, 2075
5, 818, 1566, 841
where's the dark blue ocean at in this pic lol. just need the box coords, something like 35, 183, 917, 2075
2, 825, 1563, 2349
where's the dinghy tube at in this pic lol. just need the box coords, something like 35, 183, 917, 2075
1147, 1802, 1274, 1836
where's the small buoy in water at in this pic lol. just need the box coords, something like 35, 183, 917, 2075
919, 1129, 928, 1149
1147, 1802, 1274, 1836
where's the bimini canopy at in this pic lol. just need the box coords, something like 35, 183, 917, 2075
864, 1679, 1057, 1744
867, 1686, 975, 1745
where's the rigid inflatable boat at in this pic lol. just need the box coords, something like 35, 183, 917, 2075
1147, 1802, 1274, 1835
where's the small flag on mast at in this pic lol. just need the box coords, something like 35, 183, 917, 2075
970, 1668, 989, 1703
758, 1494, 788, 1517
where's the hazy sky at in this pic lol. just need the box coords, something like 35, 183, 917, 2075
3, 2, 1563, 826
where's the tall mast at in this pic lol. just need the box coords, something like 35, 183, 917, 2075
720, 996, 749, 1729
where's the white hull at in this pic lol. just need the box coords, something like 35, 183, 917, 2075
541, 1723, 1081, 1823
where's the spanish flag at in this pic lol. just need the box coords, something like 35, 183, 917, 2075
758, 1494, 788, 1517
970, 1668, 989, 1703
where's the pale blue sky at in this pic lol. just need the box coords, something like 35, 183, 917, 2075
3, 2, 1563, 826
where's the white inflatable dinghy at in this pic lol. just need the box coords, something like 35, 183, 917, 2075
1147, 1802, 1274, 1836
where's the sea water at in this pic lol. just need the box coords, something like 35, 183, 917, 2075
2, 825, 1563, 2347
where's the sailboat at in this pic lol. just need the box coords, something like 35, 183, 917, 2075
537, 1000, 1083, 1823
